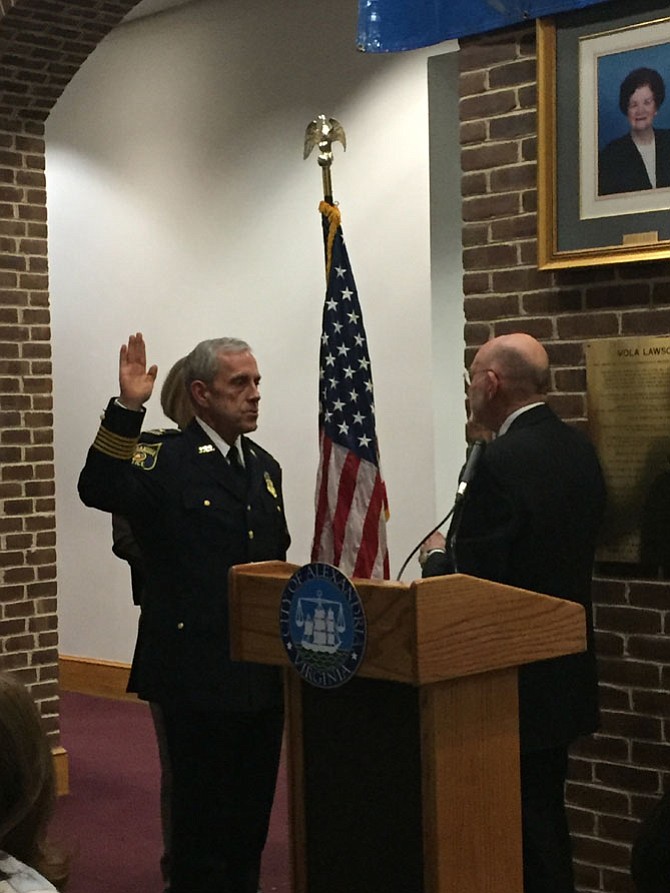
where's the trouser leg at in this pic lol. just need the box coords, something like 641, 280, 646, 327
520, 745, 574, 893
149, 702, 173, 890
160, 703, 283, 893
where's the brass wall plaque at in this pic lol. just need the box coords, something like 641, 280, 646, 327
587, 337, 670, 570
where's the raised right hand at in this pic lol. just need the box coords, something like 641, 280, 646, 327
119, 332, 158, 411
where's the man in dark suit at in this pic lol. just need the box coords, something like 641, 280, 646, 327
79, 333, 290, 893
420, 333, 605, 893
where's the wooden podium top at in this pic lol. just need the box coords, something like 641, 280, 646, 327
228, 560, 587, 685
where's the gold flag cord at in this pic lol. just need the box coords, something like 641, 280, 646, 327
319, 200, 340, 283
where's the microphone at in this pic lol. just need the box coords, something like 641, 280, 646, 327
455, 439, 486, 502
395, 440, 486, 581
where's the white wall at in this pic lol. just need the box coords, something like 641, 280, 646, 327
46, 0, 465, 662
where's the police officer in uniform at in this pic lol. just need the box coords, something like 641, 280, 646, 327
79, 333, 290, 893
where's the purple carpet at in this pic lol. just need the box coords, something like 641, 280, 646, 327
53, 692, 290, 893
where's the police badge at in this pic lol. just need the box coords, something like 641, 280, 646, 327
264, 471, 277, 498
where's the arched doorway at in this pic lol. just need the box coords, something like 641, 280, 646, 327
0, 0, 143, 772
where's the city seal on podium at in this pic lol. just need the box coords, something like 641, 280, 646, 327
279, 562, 367, 689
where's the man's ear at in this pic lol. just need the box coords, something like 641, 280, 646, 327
190, 380, 209, 409
484, 369, 499, 398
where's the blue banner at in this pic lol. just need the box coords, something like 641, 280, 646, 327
357, 0, 617, 52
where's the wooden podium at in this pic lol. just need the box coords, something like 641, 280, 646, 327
229, 561, 588, 893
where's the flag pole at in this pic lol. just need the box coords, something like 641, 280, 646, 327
303, 114, 347, 203
305, 116, 390, 579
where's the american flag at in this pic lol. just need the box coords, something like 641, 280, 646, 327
311, 201, 390, 579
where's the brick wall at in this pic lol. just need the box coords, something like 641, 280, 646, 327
0, 0, 141, 740
460, 24, 670, 893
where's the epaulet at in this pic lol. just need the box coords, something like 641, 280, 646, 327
140, 427, 181, 441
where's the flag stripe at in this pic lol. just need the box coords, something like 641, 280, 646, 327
313, 441, 387, 577
331, 451, 361, 566
311, 431, 332, 560
340, 457, 379, 568
352, 474, 387, 578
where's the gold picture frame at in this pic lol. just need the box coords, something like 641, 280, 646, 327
537, 4, 670, 270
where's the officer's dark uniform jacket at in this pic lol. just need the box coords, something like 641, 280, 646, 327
111, 428, 181, 607
79, 399, 290, 713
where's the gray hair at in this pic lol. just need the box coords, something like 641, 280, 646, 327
183, 338, 252, 390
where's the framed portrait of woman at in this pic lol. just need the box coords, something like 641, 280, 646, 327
538, 1, 670, 269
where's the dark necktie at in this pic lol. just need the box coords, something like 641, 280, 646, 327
227, 445, 246, 481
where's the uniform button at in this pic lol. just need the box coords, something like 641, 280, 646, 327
247, 504, 252, 511
203, 499, 211, 507
248, 530, 254, 540
177, 622, 185, 630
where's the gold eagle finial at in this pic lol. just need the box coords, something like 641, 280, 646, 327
303, 115, 347, 168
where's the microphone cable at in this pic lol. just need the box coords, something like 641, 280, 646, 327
395, 440, 487, 582
395, 505, 456, 582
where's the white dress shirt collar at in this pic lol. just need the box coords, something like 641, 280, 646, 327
497, 401, 544, 437
195, 418, 244, 466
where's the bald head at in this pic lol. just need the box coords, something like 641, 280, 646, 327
478, 334, 550, 396
467, 334, 550, 431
